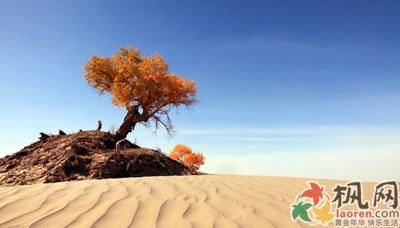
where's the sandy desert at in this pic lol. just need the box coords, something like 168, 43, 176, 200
0, 175, 375, 228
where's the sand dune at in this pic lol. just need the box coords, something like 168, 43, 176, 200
0, 175, 373, 228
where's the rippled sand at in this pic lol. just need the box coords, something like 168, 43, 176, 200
0, 175, 374, 228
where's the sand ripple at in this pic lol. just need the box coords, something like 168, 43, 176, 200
0, 175, 368, 228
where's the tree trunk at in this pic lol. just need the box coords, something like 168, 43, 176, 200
116, 108, 140, 140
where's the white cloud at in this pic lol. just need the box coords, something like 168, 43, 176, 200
177, 124, 400, 144
203, 146, 400, 181
174, 124, 400, 181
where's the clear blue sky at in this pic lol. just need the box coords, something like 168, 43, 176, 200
1, 0, 399, 180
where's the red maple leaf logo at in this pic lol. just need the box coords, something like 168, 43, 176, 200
301, 182, 324, 205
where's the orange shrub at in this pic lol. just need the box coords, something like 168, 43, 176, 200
169, 144, 205, 172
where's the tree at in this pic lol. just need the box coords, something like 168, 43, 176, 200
83, 47, 197, 139
169, 144, 205, 172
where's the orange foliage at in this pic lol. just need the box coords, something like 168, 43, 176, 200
83, 47, 196, 136
169, 144, 205, 172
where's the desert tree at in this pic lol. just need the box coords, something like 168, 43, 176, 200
83, 47, 197, 139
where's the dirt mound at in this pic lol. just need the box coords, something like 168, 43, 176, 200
0, 131, 190, 186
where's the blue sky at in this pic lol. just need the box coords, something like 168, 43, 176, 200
1, 0, 399, 180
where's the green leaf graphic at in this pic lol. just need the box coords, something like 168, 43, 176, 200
303, 203, 312, 210
291, 208, 299, 220
298, 209, 312, 222
291, 202, 312, 222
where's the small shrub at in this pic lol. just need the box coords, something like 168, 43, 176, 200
169, 144, 205, 173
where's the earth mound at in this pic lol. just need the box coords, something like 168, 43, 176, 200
0, 130, 190, 186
